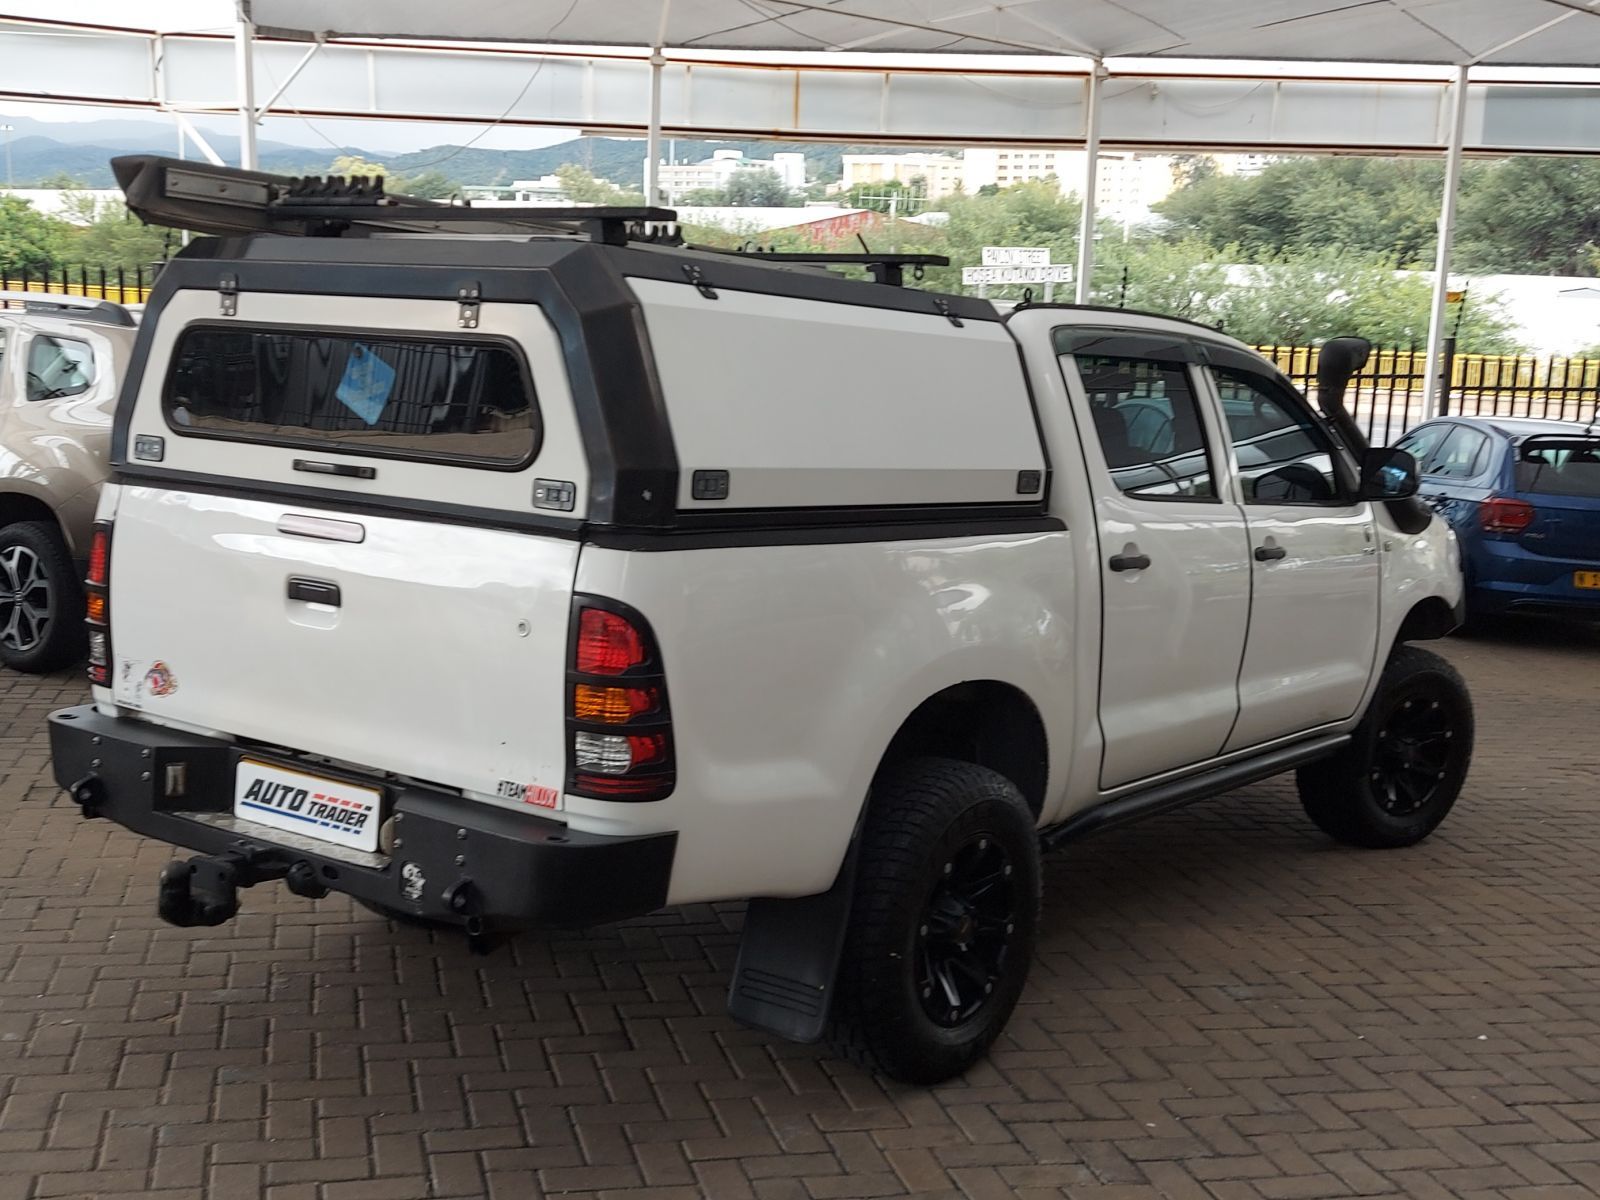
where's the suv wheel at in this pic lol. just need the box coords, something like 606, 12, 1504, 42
1296, 645, 1473, 848
829, 757, 1040, 1085
0, 521, 86, 674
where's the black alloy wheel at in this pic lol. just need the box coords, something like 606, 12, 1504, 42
916, 833, 1019, 1028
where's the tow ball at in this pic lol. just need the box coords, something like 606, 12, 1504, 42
156, 846, 327, 928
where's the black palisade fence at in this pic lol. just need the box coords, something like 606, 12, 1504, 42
0, 264, 156, 306
1258, 341, 1600, 444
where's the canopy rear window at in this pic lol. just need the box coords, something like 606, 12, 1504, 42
1516, 436, 1600, 498
165, 325, 538, 467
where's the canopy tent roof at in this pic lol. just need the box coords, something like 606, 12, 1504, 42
241, 0, 1600, 67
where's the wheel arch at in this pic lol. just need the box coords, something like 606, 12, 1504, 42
1394, 594, 1459, 644
873, 680, 1049, 819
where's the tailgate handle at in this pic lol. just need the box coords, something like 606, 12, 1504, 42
287, 577, 341, 607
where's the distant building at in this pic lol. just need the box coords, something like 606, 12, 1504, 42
962, 149, 1177, 225
838, 153, 965, 200
460, 176, 570, 204
653, 150, 806, 203
673, 205, 864, 234
1215, 153, 1274, 178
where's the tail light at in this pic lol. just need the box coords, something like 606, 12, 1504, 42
84, 522, 112, 686
1480, 496, 1535, 535
566, 598, 673, 801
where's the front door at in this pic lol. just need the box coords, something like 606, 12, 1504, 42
1058, 331, 1252, 790
1207, 362, 1381, 751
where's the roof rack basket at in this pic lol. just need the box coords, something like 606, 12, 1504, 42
113, 155, 952, 287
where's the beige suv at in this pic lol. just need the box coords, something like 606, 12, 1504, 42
0, 293, 134, 671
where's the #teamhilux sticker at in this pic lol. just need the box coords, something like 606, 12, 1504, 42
497, 778, 560, 809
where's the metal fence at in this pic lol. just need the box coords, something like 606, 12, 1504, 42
0, 265, 155, 306
1258, 341, 1600, 445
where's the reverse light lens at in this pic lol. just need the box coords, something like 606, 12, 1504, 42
1480, 496, 1535, 534
87, 630, 109, 667
86, 526, 110, 586
573, 683, 658, 723
576, 608, 647, 675
573, 731, 634, 775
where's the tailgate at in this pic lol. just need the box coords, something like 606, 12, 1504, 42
106, 485, 577, 809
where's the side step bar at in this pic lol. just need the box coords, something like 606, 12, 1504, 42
1040, 733, 1349, 850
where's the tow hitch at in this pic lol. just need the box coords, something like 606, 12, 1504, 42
156, 845, 327, 928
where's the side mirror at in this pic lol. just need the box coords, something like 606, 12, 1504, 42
1359, 446, 1419, 500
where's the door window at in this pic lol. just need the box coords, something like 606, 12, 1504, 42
1426, 426, 1491, 480
26, 335, 96, 401
1394, 423, 1448, 467
1212, 367, 1348, 505
1073, 354, 1217, 501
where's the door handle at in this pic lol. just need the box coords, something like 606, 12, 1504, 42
1108, 552, 1151, 572
287, 576, 341, 606
1253, 544, 1287, 562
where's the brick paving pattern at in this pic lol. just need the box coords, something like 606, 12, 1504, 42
1, 624, 1598, 1199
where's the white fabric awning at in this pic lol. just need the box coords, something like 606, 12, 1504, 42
241, 1, 1600, 67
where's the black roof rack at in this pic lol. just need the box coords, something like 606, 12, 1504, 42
0, 290, 137, 327
695, 249, 949, 287
114, 155, 953, 288
112, 155, 679, 244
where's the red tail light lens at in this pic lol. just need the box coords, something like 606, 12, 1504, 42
84, 522, 112, 686
87, 526, 110, 587
576, 608, 648, 675
1480, 497, 1535, 534
568, 600, 673, 802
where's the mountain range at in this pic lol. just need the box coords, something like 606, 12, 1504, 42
0, 116, 896, 190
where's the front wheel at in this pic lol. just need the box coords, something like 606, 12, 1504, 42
1297, 645, 1473, 848
829, 757, 1041, 1085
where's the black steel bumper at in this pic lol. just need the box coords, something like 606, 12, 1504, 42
49, 705, 676, 934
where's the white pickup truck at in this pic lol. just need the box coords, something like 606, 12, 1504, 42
50, 157, 1471, 1085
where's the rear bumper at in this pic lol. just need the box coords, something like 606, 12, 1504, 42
49, 705, 676, 931
1466, 540, 1600, 620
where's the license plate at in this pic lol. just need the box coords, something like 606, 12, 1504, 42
234, 759, 382, 853
1577, 571, 1600, 590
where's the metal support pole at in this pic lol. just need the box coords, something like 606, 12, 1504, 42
234, 15, 258, 170
645, 49, 665, 204
1074, 62, 1106, 305
1422, 64, 1470, 422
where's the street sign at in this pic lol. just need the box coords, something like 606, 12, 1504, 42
981, 246, 1050, 267
962, 264, 1074, 286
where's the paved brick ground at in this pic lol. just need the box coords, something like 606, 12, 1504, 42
2, 624, 1598, 1200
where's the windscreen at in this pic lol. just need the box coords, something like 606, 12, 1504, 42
1516, 437, 1600, 498
165, 325, 538, 466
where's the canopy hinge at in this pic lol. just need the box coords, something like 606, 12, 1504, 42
457, 282, 481, 329
218, 274, 238, 317
683, 263, 718, 300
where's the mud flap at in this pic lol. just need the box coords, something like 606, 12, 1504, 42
726, 838, 859, 1044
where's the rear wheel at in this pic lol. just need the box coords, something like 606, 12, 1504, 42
829, 757, 1040, 1084
0, 521, 86, 674
1297, 646, 1473, 848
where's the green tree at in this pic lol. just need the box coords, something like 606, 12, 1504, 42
0, 196, 72, 275
327, 154, 388, 180
1091, 236, 1231, 323
553, 164, 645, 205
69, 202, 177, 271
724, 168, 795, 207
398, 169, 457, 199
676, 186, 730, 206
844, 178, 927, 214
1454, 157, 1600, 276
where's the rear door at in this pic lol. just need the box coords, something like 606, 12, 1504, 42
1206, 362, 1381, 751
1057, 330, 1252, 789
106, 289, 592, 811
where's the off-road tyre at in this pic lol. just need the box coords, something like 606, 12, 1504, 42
1296, 645, 1473, 848
829, 757, 1041, 1084
0, 520, 86, 674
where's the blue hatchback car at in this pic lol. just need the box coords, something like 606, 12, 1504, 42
1393, 416, 1600, 623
